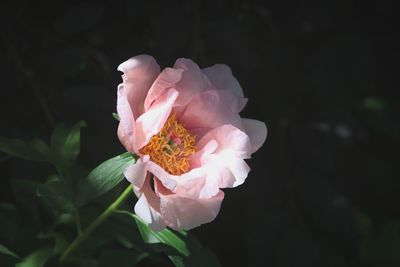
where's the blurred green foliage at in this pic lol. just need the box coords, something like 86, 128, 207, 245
0, 123, 221, 267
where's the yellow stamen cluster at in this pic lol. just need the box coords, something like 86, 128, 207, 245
140, 114, 196, 175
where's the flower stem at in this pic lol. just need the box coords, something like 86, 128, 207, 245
60, 184, 132, 263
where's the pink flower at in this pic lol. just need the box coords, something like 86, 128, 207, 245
117, 55, 267, 231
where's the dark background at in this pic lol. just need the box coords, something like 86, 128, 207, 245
1, 0, 400, 266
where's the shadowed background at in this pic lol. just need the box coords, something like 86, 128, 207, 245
1, 0, 399, 266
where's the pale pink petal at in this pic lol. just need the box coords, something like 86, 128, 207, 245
189, 139, 218, 168
118, 55, 160, 118
117, 55, 160, 77
173, 173, 206, 199
196, 155, 248, 198
134, 175, 166, 231
194, 125, 252, 195
124, 155, 149, 188
134, 194, 166, 231
146, 160, 211, 200
117, 84, 135, 152
188, 140, 221, 198
157, 180, 224, 230
173, 58, 211, 108
198, 155, 223, 198
202, 64, 244, 98
218, 152, 250, 187
242, 118, 268, 153
135, 88, 179, 150
197, 124, 252, 159
144, 67, 183, 111
196, 153, 237, 198
117, 124, 133, 152
145, 161, 178, 191
179, 90, 243, 131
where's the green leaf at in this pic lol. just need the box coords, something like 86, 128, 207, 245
102, 212, 147, 252
130, 213, 189, 256
0, 134, 83, 183
169, 256, 185, 267
0, 243, 20, 259
29, 139, 52, 159
36, 176, 75, 214
118, 211, 221, 267
112, 112, 120, 121
51, 121, 86, 161
0, 137, 49, 162
77, 152, 135, 206
16, 249, 52, 267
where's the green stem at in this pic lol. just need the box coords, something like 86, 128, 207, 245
60, 184, 132, 263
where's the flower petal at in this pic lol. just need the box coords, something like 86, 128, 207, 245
242, 118, 267, 153
144, 67, 183, 111
118, 55, 160, 118
147, 158, 216, 201
202, 64, 244, 98
157, 181, 224, 230
202, 64, 247, 113
198, 155, 224, 198
135, 88, 179, 150
117, 84, 135, 152
179, 90, 243, 132
173, 58, 211, 108
217, 151, 250, 187
189, 139, 218, 168
195, 125, 252, 196
197, 124, 252, 159
198, 153, 249, 198
124, 155, 149, 188
146, 161, 178, 191
134, 175, 166, 231
117, 55, 160, 77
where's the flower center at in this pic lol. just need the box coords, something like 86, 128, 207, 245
140, 114, 196, 175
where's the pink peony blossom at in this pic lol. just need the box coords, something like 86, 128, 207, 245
117, 55, 267, 231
